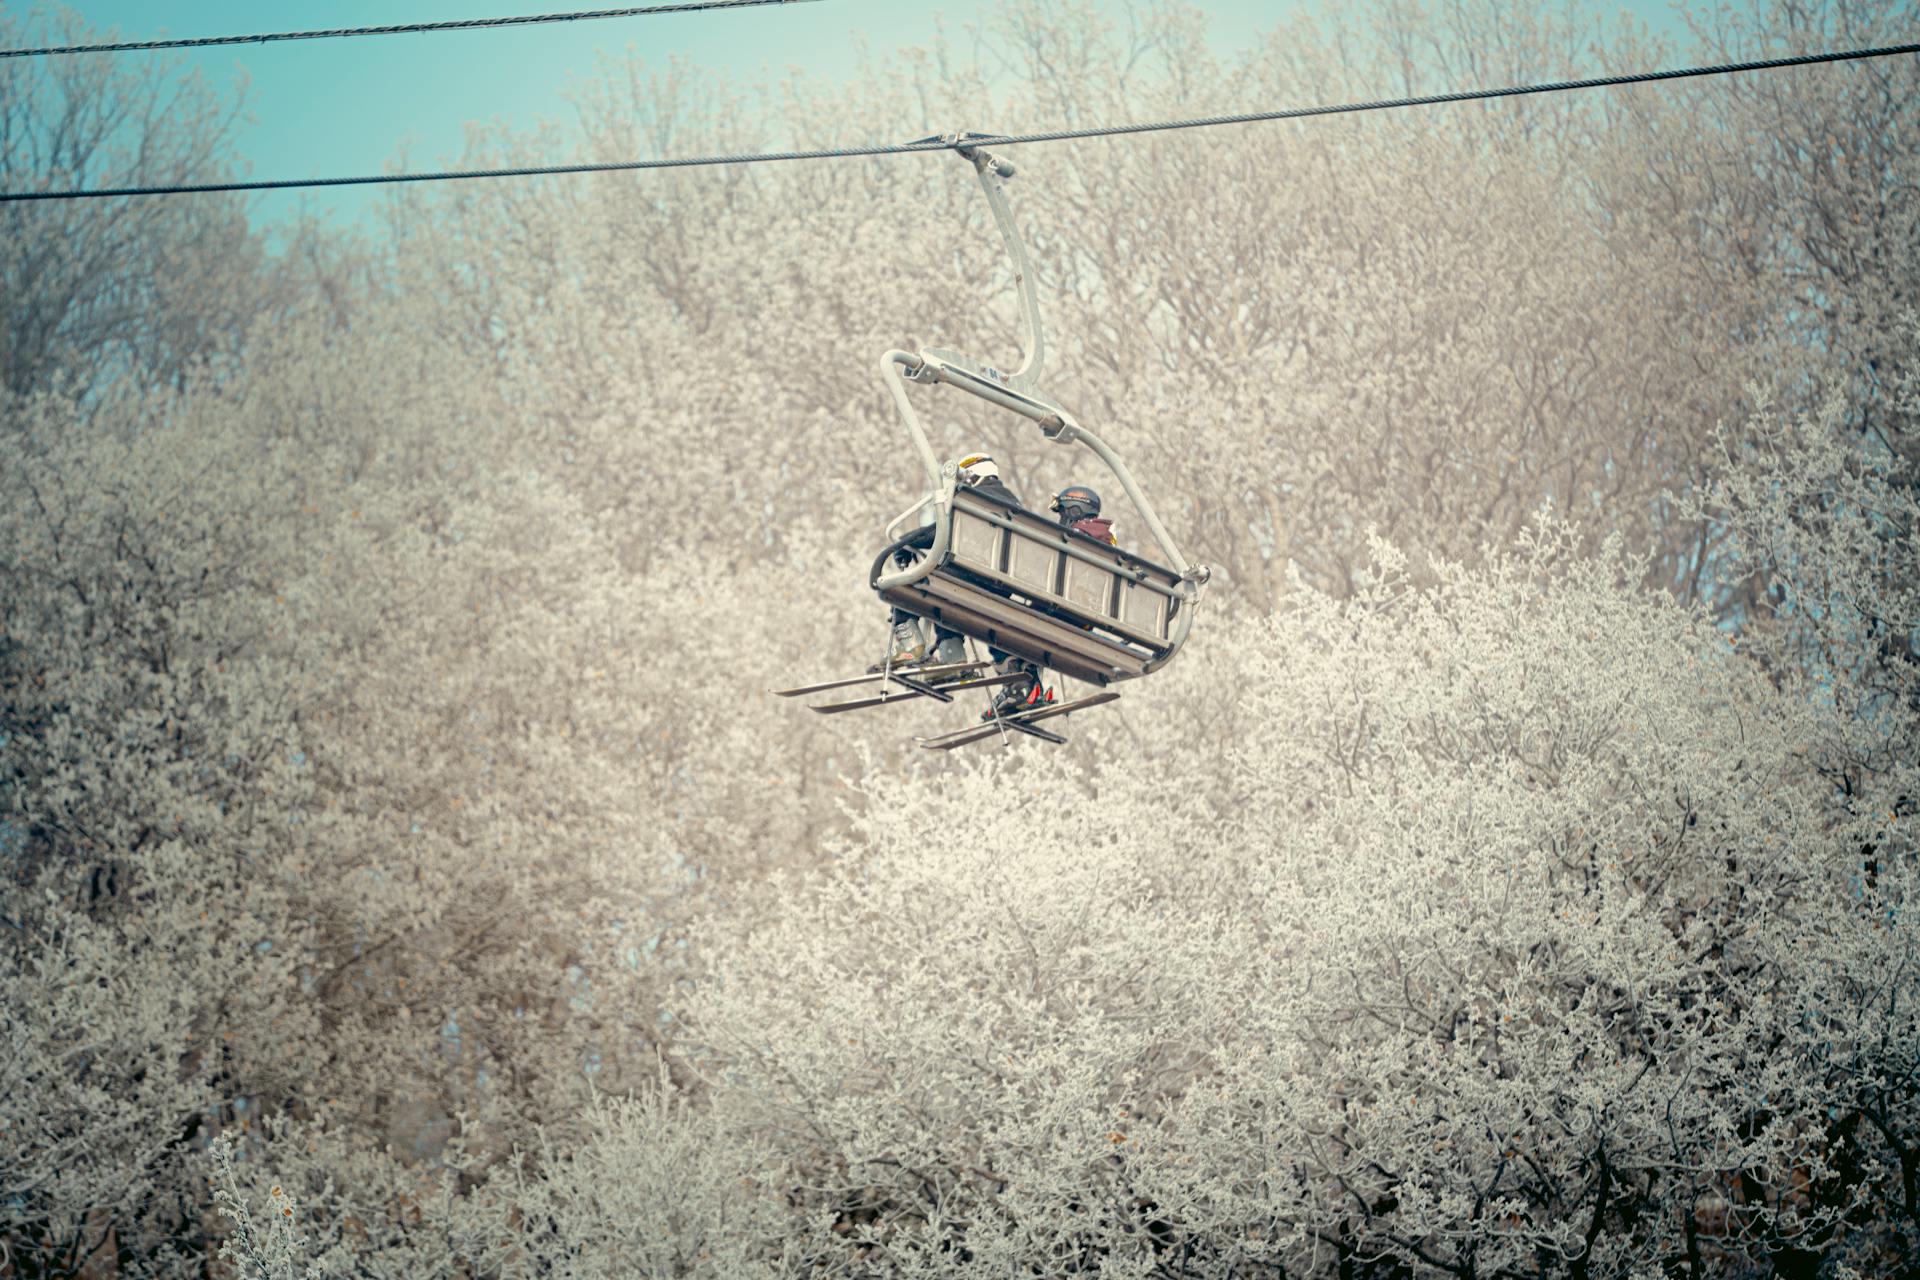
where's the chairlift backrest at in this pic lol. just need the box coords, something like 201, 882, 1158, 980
946, 492, 1181, 647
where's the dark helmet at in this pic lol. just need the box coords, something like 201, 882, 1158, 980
1049, 485, 1101, 523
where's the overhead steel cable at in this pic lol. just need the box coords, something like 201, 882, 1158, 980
0, 0, 824, 59
2, 40, 1914, 203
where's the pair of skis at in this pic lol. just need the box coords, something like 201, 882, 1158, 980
772, 661, 1118, 750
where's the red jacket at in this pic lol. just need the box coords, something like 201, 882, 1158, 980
1069, 516, 1115, 545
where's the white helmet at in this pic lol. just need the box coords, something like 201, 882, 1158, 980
957, 453, 999, 485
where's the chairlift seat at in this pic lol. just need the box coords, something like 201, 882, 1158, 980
872, 488, 1187, 686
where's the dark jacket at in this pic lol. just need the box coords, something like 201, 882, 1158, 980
968, 474, 1021, 508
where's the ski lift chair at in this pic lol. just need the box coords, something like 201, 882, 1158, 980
871, 136, 1210, 687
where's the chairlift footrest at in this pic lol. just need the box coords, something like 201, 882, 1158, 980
887, 671, 956, 702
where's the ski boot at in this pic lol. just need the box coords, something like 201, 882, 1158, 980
869, 630, 972, 680
920, 634, 972, 681
868, 617, 929, 673
981, 675, 1052, 722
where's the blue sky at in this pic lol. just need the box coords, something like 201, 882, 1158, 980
37, 1, 1692, 226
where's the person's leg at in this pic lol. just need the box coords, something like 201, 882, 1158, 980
870, 527, 939, 667
892, 608, 928, 654
871, 611, 976, 672
989, 647, 1037, 681
983, 649, 1044, 718
927, 624, 968, 666
868, 607, 927, 671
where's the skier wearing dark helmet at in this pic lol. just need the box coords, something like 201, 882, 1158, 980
976, 482, 1119, 720
1050, 484, 1115, 545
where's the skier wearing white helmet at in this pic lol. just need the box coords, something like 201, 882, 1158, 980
870, 454, 1047, 715
874, 453, 1018, 667
953, 452, 1018, 506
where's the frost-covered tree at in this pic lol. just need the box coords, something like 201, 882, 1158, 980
0, 7, 277, 401
353, 0, 1911, 649
660, 510, 1911, 1275
5, 1, 1916, 1275
0, 276, 849, 1269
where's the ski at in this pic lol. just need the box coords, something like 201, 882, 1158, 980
771, 660, 987, 698
989, 716, 1069, 746
811, 674, 1024, 715
916, 690, 1121, 751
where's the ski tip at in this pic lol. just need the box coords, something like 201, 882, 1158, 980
813, 694, 903, 714
915, 736, 988, 751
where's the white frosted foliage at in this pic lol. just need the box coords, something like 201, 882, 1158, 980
3, 0, 1916, 1275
